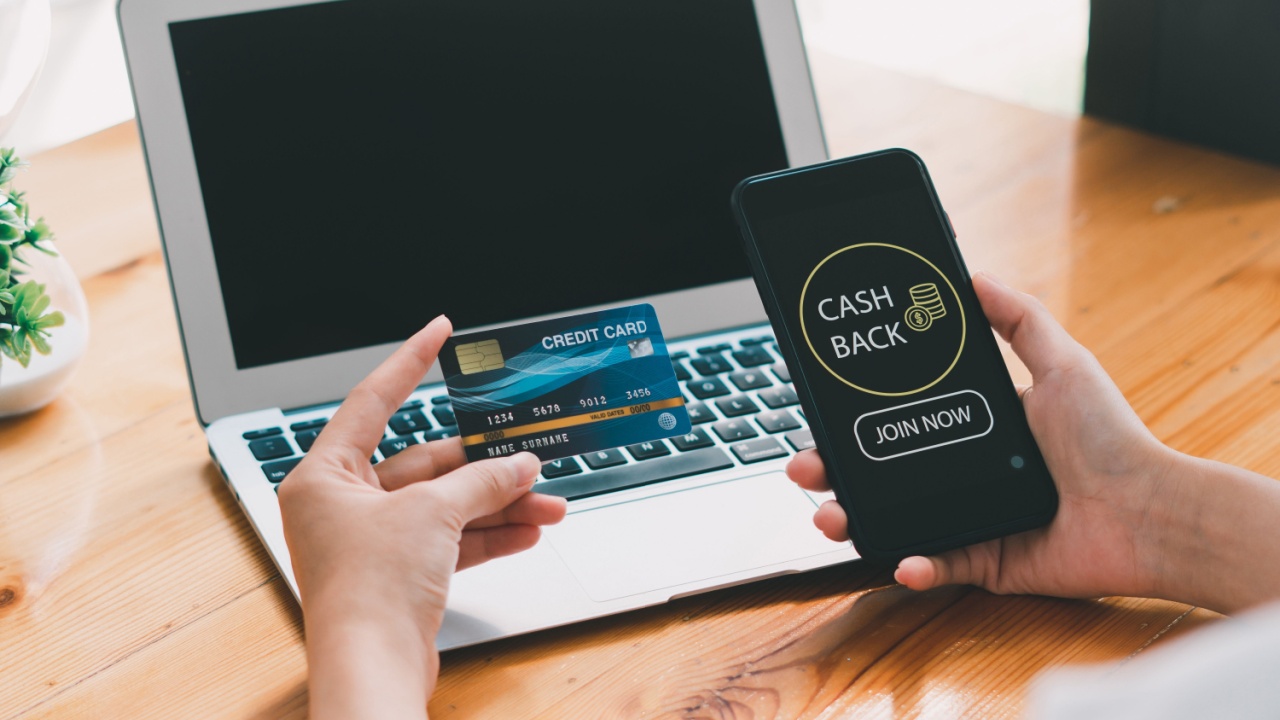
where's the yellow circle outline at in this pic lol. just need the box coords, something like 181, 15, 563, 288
799, 242, 966, 397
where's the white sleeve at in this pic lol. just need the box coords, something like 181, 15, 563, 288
1028, 601, 1280, 720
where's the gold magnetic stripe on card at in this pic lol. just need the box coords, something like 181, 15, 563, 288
461, 396, 687, 446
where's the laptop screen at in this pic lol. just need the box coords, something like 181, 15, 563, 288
169, 0, 790, 370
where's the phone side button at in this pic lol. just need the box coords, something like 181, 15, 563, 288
944, 211, 957, 238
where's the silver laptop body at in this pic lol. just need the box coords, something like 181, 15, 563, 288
119, 0, 859, 650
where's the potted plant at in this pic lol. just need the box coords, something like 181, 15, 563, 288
0, 148, 88, 416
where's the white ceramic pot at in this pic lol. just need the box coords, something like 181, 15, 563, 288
0, 249, 89, 417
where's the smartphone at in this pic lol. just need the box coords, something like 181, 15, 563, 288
731, 149, 1057, 561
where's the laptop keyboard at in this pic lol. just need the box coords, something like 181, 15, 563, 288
241, 329, 814, 499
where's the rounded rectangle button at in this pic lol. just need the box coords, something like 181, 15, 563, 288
853, 390, 993, 461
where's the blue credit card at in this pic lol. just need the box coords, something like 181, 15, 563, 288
439, 304, 692, 463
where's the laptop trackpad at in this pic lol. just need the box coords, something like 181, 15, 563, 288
545, 472, 847, 602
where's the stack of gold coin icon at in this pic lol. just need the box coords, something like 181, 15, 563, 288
904, 283, 946, 331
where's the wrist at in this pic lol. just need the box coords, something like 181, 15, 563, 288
303, 584, 436, 720
1141, 451, 1280, 614
1136, 447, 1204, 603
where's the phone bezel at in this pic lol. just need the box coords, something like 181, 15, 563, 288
731, 148, 1058, 561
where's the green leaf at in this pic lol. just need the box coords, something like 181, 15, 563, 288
32, 310, 63, 330
9, 329, 31, 367
0, 148, 25, 185
29, 240, 58, 257
0, 207, 25, 242
29, 292, 50, 318
24, 217, 53, 246
29, 330, 51, 355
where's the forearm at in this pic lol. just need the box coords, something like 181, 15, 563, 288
1150, 453, 1280, 615
304, 597, 433, 720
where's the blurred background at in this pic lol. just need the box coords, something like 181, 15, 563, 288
3, 0, 134, 153
5, 0, 1092, 154
800, 0, 1089, 117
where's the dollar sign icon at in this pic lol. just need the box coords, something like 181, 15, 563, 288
906, 305, 933, 331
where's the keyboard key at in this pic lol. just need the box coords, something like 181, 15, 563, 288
388, 409, 431, 435
295, 429, 321, 452
432, 406, 457, 426
262, 457, 302, 483
730, 437, 788, 464
728, 369, 772, 391
757, 409, 802, 434
289, 418, 328, 433
697, 343, 732, 355
249, 436, 293, 461
712, 418, 758, 442
771, 363, 791, 383
739, 335, 774, 346
688, 377, 731, 400
671, 427, 714, 451
627, 439, 672, 461
542, 457, 583, 479
686, 402, 716, 424
537, 447, 734, 500
785, 430, 815, 451
424, 428, 457, 441
690, 354, 732, 376
715, 395, 759, 418
398, 399, 424, 412
672, 360, 692, 382
430, 395, 452, 405
758, 386, 799, 409
731, 346, 774, 367
242, 427, 282, 440
582, 448, 627, 469
670, 350, 690, 360
379, 435, 419, 459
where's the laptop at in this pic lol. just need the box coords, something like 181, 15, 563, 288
118, 0, 860, 650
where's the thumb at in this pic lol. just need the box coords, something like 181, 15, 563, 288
972, 271, 1088, 381
894, 544, 990, 591
422, 452, 541, 526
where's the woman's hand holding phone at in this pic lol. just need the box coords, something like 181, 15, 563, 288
789, 272, 1184, 603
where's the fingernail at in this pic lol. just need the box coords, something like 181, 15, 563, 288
508, 452, 539, 487
976, 270, 1009, 289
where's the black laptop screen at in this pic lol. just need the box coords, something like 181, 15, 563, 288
168, 0, 791, 369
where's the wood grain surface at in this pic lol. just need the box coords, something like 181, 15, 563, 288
3, 55, 1278, 719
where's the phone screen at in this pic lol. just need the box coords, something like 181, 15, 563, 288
736, 151, 1055, 554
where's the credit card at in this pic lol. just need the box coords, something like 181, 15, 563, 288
439, 304, 692, 463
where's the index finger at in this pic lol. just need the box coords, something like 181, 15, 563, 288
315, 315, 453, 460
786, 449, 831, 493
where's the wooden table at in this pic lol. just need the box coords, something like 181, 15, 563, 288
4, 55, 1279, 718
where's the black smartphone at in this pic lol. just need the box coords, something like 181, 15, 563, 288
731, 149, 1057, 561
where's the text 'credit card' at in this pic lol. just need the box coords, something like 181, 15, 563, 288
439, 304, 691, 463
